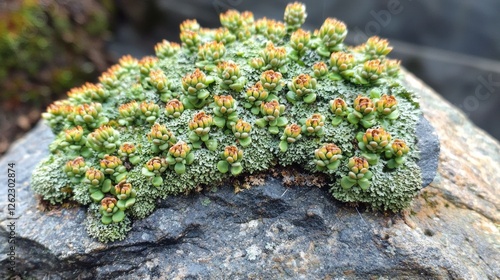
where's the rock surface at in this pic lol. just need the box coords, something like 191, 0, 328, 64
0, 72, 498, 279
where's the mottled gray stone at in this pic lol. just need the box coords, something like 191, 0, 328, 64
0, 72, 498, 279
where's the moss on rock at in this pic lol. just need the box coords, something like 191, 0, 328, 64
32, 2, 422, 242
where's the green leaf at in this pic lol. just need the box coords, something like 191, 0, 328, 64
174, 162, 186, 174
142, 167, 155, 177
117, 199, 127, 210
286, 91, 297, 104
251, 107, 260, 115
276, 117, 288, 127
303, 93, 317, 104
358, 178, 371, 190
340, 177, 356, 189
395, 156, 405, 165
230, 165, 243, 175
186, 152, 195, 165
217, 160, 229, 173
115, 173, 127, 183
214, 116, 226, 128
101, 215, 112, 225
90, 191, 104, 203
327, 160, 340, 170
255, 118, 267, 128
279, 141, 288, 152
152, 176, 163, 187
188, 131, 200, 142
239, 137, 252, 147
205, 139, 218, 151
125, 197, 136, 208
347, 113, 359, 125
129, 155, 142, 165
112, 210, 126, 223
268, 126, 279, 134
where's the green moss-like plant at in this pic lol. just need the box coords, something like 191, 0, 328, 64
32, 2, 423, 243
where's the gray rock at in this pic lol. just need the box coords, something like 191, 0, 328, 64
0, 71, 498, 279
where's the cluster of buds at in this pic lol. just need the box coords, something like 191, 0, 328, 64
329, 52, 355, 80
302, 113, 325, 137
180, 30, 201, 52
148, 69, 175, 102
86, 125, 121, 157
259, 42, 288, 71
147, 123, 177, 153
69, 103, 108, 130
155, 40, 181, 58
232, 119, 252, 147
347, 95, 376, 128
67, 83, 108, 103
329, 98, 349, 126
385, 139, 410, 169
265, 20, 287, 43
213, 95, 239, 129
165, 99, 185, 118
220, 10, 253, 40
286, 74, 317, 104
180, 19, 201, 32
314, 143, 342, 171
188, 111, 217, 151
279, 123, 302, 152
98, 68, 120, 89
181, 68, 215, 109
217, 61, 246, 91
341, 157, 373, 190
376, 94, 399, 120
357, 127, 392, 165
114, 181, 137, 202
59, 126, 87, 155
118, 142, 141, 165
289, 29, 311, 60
118, 55, 139, 71
255, 100, 288, 134
312, 61, 329, 78
315, 18, 347, 57
118, 101, 139, 126
243, 82, 269, 114
63, 157, 88, 183
138, 56, 158, 77
197, 41, 226, 70
384, 59, 401, 78
99, 197, 125, 224
220, 10, 244, 32
84, 167, 112, 202
354, 59, 386, 85
214, 27, 236, 44
42, 100, 73, 130
260, 70, 283, 92
139, 101, 160, 124
128, 83, 145, 101
254, 17, 269, 34
166, 141, 195, 175
112, 181, 137, 212
358, 36, 393, 60
284, 2, 307, 31
217, 146, 244, 175
142, 156, 168, 187
100, 155, 127, 183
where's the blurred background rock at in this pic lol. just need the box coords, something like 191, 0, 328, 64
1, 0, 499, 155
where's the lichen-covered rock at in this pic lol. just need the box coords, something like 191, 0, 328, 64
31, 2, 425, 243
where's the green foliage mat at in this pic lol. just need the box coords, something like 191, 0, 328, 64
32, 3, 421, 242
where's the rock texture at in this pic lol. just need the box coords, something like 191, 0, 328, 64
0, 72, 498, 279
